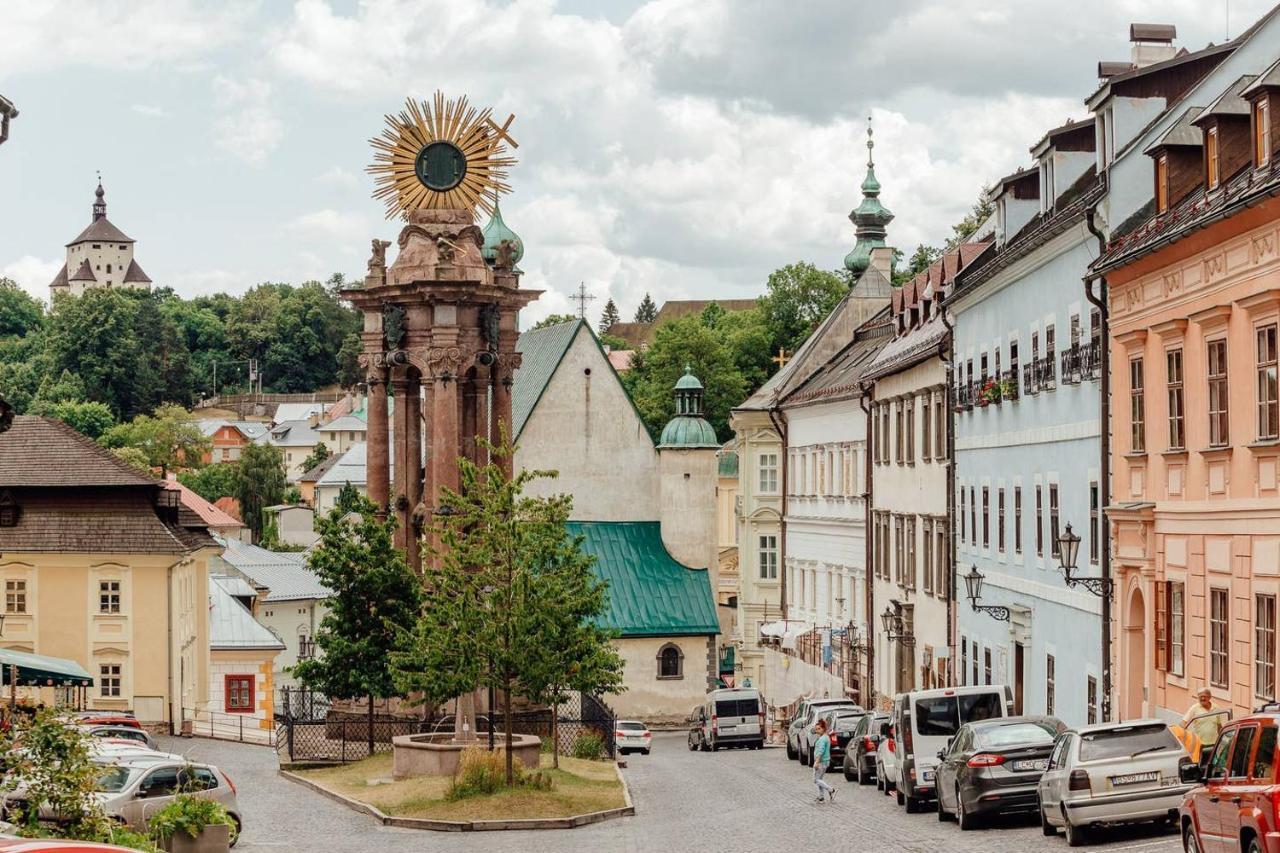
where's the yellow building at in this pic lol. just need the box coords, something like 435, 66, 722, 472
0, 417, 215, 729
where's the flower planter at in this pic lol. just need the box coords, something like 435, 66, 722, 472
161, 823, 231, 853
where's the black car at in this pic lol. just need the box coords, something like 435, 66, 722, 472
821, 709, 866, 767
935, 715, 1066, 830
844, 712, 890, 784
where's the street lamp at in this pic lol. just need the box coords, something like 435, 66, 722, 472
880, 605, 907, 641
963, 565, 1011, 622
1056, 522, 1112, 597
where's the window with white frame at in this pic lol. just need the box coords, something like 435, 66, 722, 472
758, 535, 778, 580
758, 452, 778, 494
5, 580, 26, 614
100, 664, 122, 698
99, 580, 121, 614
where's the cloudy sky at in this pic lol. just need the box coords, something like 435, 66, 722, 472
0, 0, 1270, 324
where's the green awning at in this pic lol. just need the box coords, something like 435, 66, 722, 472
0, 648, 94, 686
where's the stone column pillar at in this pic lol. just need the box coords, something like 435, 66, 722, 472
430, 371, 460, 517
404, 376, 423, 572
391, 375, 412, 549
366, 369, 390, 518
490, 368, 514, 478
461, 372, 482, 466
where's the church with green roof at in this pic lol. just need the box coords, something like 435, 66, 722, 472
512, 318, 723, 722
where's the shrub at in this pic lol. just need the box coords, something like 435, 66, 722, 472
147, 792, 235, 844
445, 748, 506, 801
571, 731, 604, 760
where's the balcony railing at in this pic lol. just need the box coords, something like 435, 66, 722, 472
1061, 346, 1083, 385
1023, 362, 1038, 396
1002, 367, 1019, 402
1033, 355, 1056, 391
1082, 340, 1101, 380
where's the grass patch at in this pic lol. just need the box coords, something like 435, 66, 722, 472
296, 751, 625, 821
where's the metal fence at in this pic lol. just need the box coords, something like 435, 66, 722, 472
182, 707, 276, 746
274, 690, 618, 765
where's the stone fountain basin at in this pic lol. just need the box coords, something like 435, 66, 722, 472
391, 732, 542, 778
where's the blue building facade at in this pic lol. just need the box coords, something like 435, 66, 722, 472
950, 144, 1106, 728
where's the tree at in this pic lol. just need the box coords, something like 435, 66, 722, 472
335, 332, 363, 388
109, 446, 151, 474
756, 262, 847, 357
393, 435, 622, 784
235, 443, 287, 541
335, 481, 363, 514
29, 399, 116, 439
598, 298, 620, 332
301, 442, 331, 475
178, 462, 240, 503
0, 278, 44, 339
945, 186, 995, 249
621, 314, 747, 441
634, 293, 658, 323
892, 244, 943, 285
292, 495, 422, 755
98, 404, 209, 477
530, 313, 579, 331
598, 332, 629, 351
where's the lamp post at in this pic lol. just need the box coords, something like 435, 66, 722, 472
880, 604, 907, 641
1056, 522, 1112, 597
963, 565, 1011, 622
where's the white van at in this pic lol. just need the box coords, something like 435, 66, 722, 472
703, 687, 764, 751
889, 684, 1014, 812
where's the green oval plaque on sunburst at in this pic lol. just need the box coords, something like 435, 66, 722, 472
415, 140, 467, 191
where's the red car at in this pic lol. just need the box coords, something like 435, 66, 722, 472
0, 839, 140, 852
74, 714, 141, 731
1180, 704, 1280, 853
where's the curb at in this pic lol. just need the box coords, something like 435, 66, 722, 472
278, 762, 635, 832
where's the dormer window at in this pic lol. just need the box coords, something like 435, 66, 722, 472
1207, 126, 1221, 189
1256, 98, 1272, 167
1155, 154, 1169, 212
0, 491, 19, 527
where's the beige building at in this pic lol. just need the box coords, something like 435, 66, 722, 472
49, 181, 152, 298
0, 417, 214, 729
513, 320, 721, 723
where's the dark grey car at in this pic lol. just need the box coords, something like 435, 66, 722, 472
843, 712, 890, 784
935, 715, 1066, 830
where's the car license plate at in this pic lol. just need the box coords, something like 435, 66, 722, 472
1012, 759, 1048, 772
1110, 770, 1158, 786
922, 769, 935, 782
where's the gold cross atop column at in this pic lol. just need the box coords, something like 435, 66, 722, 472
772, 347, 791, 368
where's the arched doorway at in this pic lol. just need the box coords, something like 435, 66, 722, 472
1125, 585, 1147, 720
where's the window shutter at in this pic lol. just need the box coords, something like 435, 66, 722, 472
1154, 580, 1168, 672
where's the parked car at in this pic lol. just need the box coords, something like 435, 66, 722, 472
687, 705, 709, 752
74, 712, 141, 731
1038, 718, 1191, 847
935, 715, 1066, 830
821, 708, 866, 768
0, 839, 142, 852
844, 711, 890, 784
615, 720, 652, 755
80, 725, 157, 751
702, 688, 764, 751
789, 698, 859, 764
1179, 704, 1280, 853
876, 718, 900, 795
94, 760, 242, 845
889, 685, 1014, 813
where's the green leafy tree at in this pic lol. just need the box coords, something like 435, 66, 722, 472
598, 298, 620, 332
293, 495, 422, 755
29, 399, 116, 439
178, 462, 240, 503
335, 481, 363, 514
235, 443, 287, 541
598, 332, 629, 351
621, 315, 746, 441
393, 436, 623, 784
300, 442, 331, 475
335, 332, 363, 388
892, 244, 943, 285
634, 293, 658, 323
756, 262, 847, 357
531, 313, 579, 331
98, 404, 209, 477
0, 277, 44, 338
45, 288, 149, 418
282, 485, 303, 504
945, 186, 995, 249
718, 307, 774, 393
32, 368, 87, 405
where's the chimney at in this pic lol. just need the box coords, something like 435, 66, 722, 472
870, 246, 894, 280
1129, 23, 1177, 68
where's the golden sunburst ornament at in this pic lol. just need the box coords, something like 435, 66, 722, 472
368, 92, 518, 220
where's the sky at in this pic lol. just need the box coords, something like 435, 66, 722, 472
0, 0, 1272, 325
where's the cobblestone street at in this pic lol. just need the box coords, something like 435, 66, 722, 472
160, 733, 1184, 853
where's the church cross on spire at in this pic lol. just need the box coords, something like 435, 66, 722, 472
92, 171, 106, 222
571, 282, 596, 319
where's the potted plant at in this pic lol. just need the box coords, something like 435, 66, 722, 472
978, 379, 999, 406
148, 792, 235, 853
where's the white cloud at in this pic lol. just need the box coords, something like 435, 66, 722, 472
1, 255, 61, 303
211, 76, 283, 167
130, 104, 167, 117
286, 208, 370, 242
316, 166, 360, 190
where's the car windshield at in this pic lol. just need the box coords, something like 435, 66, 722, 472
618, 721, 646, 731
96, 766, 136, 793
915, 692, 1004, 737
1079, 724, 1180, 762
975, 721, 1057, 748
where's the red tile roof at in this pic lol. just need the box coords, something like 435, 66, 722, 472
166, 477, 243, 530
214, 497, 243, 521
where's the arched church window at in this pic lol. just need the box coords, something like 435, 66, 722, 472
657, 643, 683, 679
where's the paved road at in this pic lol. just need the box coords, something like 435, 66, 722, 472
157, 733, 1183, 853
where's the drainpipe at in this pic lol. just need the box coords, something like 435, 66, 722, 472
767, 407, 789, 620
939, 310, 956, 686
859, 385, 875, 708
1084, 207, 1113, 723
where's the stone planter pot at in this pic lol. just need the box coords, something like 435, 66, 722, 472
161, 823, 231, 853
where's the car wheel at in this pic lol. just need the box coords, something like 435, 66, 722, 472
957, 789, 979, 831
700, 736, 710, 752
937, 791, 952, 822
843, 760, 855, 782
1246, 837, 1262, 853
687, 736, 696, 751
643, 749, 650, 756
1183, 825, 1201, 853
896, 788, 905, 807
1063, 808, 1087, 848
1039, 800, 1056, 836
229, 815, 242, 848
875, 763, 884, 791
786, 739, 796, 760
711, 736, 719, 752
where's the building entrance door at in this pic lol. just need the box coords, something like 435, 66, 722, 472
1126, 587, 1147, 720
1014, 643, 1025, 714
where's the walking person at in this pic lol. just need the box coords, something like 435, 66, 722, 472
812, 718, 836, 804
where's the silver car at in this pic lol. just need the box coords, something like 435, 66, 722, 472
81, 724, 158, 751
95, 760, 242, 845
788, 699, 859, 764
1037, 719, 1192, 847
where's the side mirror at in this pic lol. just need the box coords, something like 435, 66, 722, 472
937, 748, 947, 760
1179, 760, 1202, 784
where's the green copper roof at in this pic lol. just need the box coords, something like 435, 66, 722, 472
481, 202, 524, 266
674, 365, 703, 390
658, 415, 719, 448
845, 117, 894, 274
567, 521, 718, 637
